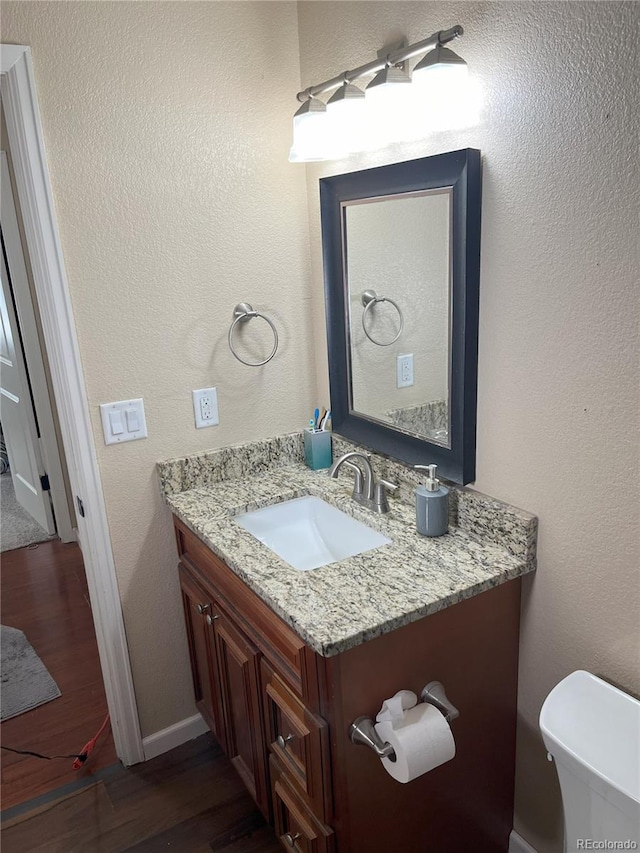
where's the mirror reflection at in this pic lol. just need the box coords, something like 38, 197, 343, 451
344, 189, 451, 447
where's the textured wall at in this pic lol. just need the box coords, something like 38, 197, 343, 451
297, 3, 640, 850
2, 1, 313, 736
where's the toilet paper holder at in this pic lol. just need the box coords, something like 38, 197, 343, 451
349, 681, 459, 760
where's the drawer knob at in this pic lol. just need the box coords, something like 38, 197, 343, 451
196, 603, 210, 615
276, 733, 294, 749
205, 613, 220, 625
283, 832, 301, 847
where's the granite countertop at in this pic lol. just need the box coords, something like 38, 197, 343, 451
159, 433, 537, 657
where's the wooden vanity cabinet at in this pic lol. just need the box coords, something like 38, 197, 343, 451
174, 517, 522, 853
175, 519, 328, 834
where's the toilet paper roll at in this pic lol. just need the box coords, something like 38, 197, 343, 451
375, 703, 455, 783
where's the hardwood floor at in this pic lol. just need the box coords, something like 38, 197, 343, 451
1, 733, 281, 852
1, 542, 281, 850
1, 540, 117, 809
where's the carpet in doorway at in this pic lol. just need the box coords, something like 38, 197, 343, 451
0, 625, 61, 720
0, 473, 55, 552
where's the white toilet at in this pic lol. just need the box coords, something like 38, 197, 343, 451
540, 670, 640, 851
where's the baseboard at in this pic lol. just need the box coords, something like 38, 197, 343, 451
142, 713, 209, 761
509, 830, 539, 853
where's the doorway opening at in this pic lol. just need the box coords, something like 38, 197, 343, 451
0, 150, 74, 552
0, 141, 116, 810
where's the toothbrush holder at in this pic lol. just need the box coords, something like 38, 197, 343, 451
303, 428, 332, 470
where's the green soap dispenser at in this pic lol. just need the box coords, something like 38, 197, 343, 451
414, 464, 449, 537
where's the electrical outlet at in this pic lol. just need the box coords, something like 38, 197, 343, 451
192, 387, 219, 428
396, 354, 414, 388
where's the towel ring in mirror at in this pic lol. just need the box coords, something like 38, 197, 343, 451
228, 303, 278, 367
361, 290, 404, 347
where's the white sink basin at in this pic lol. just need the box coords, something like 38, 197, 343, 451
235, 495, 391, 571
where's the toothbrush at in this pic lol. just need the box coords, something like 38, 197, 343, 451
320, 410, 331, 430
314, 408, 320, 430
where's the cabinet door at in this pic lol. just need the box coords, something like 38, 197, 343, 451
215, 608, 270, 818
178, 562, 225, 744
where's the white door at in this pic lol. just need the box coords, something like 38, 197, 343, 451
0, 243, 55, 534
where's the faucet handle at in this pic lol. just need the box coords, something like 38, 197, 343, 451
373, 479, 398, 513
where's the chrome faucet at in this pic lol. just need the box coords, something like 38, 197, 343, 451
328, 452, 398, 513
329, 452, 375, 502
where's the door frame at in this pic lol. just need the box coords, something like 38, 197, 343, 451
1, 45, 144, 765
1, 151, 74, 542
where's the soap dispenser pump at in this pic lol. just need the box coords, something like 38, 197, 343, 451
414, 464, 449, 537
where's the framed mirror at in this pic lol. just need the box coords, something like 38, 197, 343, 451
320, 149, 481, 484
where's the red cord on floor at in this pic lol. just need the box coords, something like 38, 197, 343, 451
72, 713, 110, 770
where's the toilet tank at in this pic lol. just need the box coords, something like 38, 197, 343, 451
540, 670, 640, 850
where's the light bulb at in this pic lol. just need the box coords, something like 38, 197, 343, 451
327, 83, 367, 153
289, 98, 337, 162
406, 45, 480, 135
364, 65, 414, 146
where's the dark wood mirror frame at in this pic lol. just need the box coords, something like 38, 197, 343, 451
320, 148, 482, 485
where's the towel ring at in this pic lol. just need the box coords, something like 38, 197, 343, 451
228, 303, 279, 367
361, 290, 404, 347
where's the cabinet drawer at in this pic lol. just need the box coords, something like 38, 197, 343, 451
175, 519, 317, 704
270, 757, 334, 853
263, 663, 330, 819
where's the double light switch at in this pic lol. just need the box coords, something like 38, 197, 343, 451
100, 398, 148, 445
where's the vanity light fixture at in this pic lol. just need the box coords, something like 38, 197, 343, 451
289, 24, 468, 162
411, 44, 468, 86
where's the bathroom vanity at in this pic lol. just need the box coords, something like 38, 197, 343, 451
160, 433, 537, 853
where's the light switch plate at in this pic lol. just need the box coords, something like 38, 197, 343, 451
100, 398, 148, 445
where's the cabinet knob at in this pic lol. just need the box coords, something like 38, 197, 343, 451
196, 603, 210, 614
283, 832, 301, 848
205, 613, 220, 625
276, 733, 294, 749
